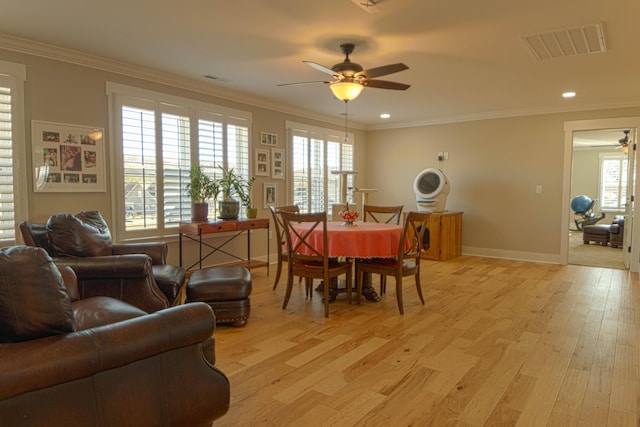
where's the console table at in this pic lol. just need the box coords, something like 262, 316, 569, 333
179, 218, 269, 272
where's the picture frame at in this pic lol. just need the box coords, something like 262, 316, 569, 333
271, 148, 285, 179
264, 183, 277, 208
31, 120, 106, 192
260, 131, 278, 146
255, 149, 270, 176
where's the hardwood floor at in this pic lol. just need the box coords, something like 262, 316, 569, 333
214, 256, 640, 426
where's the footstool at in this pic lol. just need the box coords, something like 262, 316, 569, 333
186, 265, 252, 327
583, 224, 611, 245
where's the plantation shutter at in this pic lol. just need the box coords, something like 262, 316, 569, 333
0, 85, 14, 242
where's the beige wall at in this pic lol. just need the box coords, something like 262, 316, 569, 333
5, 45, 640, 265
365, 109, 640, 260
2, 48, 366, 267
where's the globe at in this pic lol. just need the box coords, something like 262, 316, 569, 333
571, 195, 593, 214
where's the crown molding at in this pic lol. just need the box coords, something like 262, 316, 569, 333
0, 33, 361, 129
2, 33, 634, 133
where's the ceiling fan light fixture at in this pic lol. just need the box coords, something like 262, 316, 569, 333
330, 81, 364, 102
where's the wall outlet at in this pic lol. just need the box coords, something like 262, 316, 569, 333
438, 152, 444, 161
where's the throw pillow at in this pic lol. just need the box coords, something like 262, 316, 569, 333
47, 211, 112, 257
0, 246, 75, 342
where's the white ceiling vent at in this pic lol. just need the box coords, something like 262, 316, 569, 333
522, 22, 607, 60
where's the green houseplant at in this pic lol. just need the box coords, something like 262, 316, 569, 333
217, 166, 255, 220
187, 164, 219, 221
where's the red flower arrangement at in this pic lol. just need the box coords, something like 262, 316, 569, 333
339, 205, 359, 225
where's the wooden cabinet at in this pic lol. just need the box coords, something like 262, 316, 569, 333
421, 211, 463, 261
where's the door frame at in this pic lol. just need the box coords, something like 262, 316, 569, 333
562, 117, 640, 272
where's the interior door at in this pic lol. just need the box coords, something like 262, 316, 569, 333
623, 129, 636, 268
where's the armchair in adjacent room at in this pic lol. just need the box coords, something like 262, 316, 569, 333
0, 246, 230, 427
610, 217, 625, 248
19, 211, 186, 313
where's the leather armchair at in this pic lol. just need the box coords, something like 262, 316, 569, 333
610, 217, 625, 248
19, 211, 186, 313
0, 246, 230, 426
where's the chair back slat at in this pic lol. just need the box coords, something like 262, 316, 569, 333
280, 211, 328, 265
363, 204, 404, 225
399, 211, 432, 264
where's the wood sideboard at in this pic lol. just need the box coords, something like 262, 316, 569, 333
421, 211, 463, 261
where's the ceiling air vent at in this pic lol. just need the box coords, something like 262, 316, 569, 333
522, 22, 607, 60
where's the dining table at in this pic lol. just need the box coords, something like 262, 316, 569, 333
289, 220, 404, 302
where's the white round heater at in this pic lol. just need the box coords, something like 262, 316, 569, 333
413, 168, 450, 212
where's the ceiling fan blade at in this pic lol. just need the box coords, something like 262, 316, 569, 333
303, 61, 336, 76
357, 63, 409, 79
277, 80, 329, 87
364, 79, 411, 90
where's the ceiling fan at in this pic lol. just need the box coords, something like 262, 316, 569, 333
278, 43, 410, 102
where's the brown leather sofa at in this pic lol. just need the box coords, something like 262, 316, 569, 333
19, 211, 186, 313
0, 246, 230, 426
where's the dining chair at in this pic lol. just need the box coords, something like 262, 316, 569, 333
355, 211, 431, 315
362, 204, 404, 294
280, 211, 353, 317
268, 204, 300, 290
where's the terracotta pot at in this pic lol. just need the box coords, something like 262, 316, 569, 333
191, 202, 209, 222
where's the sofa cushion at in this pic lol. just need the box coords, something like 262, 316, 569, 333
0, 246, 75, 342
72, 296, 147, 330
47, 211, 112, 257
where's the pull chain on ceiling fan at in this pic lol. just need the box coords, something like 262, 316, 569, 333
278, 43, 410, 102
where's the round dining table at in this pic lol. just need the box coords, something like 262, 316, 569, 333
290, 221, 403, 301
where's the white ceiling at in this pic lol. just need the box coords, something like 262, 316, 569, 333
1, 0, 639, 129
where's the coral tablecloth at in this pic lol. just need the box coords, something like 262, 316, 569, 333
290, 221, 402, 258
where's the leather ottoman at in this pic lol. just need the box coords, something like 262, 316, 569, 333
583, 224, 611, 245
186, 266, 252, 327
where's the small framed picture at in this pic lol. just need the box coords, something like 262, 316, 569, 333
255, 148, 270, 176
264, 183, 277, 208
272, 148, 284, 179
260, 131, 278, 146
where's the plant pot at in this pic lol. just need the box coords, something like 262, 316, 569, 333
219, 199, 240, 220
246, 207, 258, 218
191, 202, 209, 222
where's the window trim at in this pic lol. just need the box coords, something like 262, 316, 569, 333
0, 60, 28, 245
107, 82, 252, 242
286, 120, 354, 212
598, 152, 627, 212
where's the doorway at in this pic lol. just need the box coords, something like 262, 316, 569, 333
570, 128, 628, 269
562, 117, 640, 272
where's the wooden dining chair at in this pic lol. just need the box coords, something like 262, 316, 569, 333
268, 204, 300, 290
355, 211, 431, 314
280, 211, 353, 318
362, 204, 404, 294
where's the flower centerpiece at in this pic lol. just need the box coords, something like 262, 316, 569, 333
339, 203, 359, 226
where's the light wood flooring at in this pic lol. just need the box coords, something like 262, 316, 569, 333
214, 256, 640, 426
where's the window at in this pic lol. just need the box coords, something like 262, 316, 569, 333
0, 61, 27, 246
108, 83, 251, 240
599, 153, 628, 211
287, 121, 354, 213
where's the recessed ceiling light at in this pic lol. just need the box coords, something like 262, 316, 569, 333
562, 91, 576, 98
380, 113, 390, 119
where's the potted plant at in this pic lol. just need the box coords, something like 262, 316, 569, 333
187, 164, 219, 222
217, 165, 256, 220
242, 178, 258, 218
